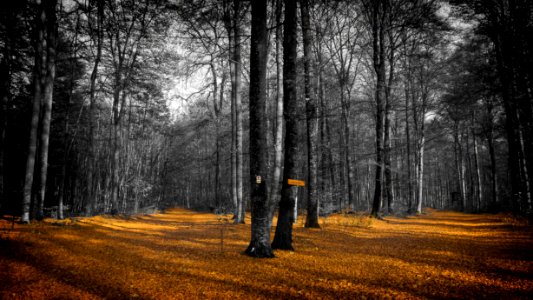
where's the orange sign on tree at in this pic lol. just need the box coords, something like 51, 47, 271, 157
287, 179, 305, 187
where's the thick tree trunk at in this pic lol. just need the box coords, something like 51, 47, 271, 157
22, 0, 47, 223
272, 0, 298, 250
370, 0, 387, 217
383, 48, 395, 214
37, 0, 58, 220
245, 0, 273, 258
301, 0, 319, 228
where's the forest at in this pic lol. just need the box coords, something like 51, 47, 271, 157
1, 0, 533, 298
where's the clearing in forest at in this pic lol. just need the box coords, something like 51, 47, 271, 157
0, 209, 532, 299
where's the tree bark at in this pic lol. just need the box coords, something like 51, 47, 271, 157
370, 0, 387, 217
224, 0, 238, 221
383, 109, 392, 214
269, 0, 283, 227
245, 0, 273, 258
37, 0, 58, 220
383, 41, 395, 214
416, 127, 425, 214
301, 0, 319, 228
272, 0, 298, 250
22, 0, 47, 223
234, 0, 245, 223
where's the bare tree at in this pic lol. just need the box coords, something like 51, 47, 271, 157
272, 0, 298, 250
36, 0, 58, 220
245, 0, 273, 258
301, 0, 319, 228
22, 0, 53, 223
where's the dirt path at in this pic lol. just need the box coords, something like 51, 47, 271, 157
1, 209, 532, 299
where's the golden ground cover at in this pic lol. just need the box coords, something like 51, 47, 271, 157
1, 208, 532, 299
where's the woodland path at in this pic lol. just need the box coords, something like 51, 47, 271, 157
1, 208, 532, 299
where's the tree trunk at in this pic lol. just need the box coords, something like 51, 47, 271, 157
272, 0, 298, 250
225, 0, 238, 220
111, 118, 120, 214
234, 0, 245, 223
269, 0, 283, 227
340, 92, 355, 209
472, 113, 482, 211
383, 112, 393, 214
370, 0, 387, 217
59, 14, 80, 220
383, 44, 395, 214
37, 0, 58, 220
404, 80, 413, 212
22, 0, 47, 223
317, 39, 333, 209
86, 0, 104, 216
487, 119, 498, 207
416, 132, 425, 214
301, 0, 319, 228
245, 0, 273, 258
453, 122, 464, 210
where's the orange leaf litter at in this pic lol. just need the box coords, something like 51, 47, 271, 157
1, 208, 532, 299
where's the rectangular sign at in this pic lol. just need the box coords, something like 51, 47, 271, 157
288, 179, 305, 187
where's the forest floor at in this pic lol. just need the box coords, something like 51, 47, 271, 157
0, 208, 532, 299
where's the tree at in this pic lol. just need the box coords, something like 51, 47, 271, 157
301, 0, 319, 228
272, 0, 298, 250
364, 0, 388, 217
320, 2, 362, 209
245, 0, 273, 258
268, 0, 284, 228
451, 0, 533, 213
480, 0, 532, 213
22, 0, 57, 223
37, 0, 58, 220
86, 0, 104, 216
225, 0, 245, 223
0, 0, 31, 212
